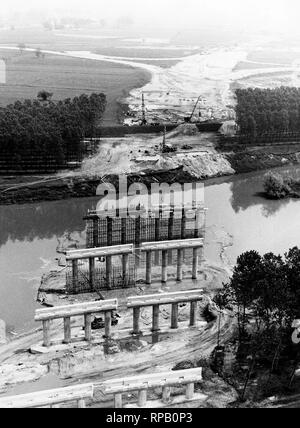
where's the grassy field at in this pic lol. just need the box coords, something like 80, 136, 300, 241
0, 49, 150, 125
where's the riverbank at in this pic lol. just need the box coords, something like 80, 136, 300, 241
1, 140, 300, 206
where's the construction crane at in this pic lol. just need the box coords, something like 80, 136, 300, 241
184, 96, 202, 123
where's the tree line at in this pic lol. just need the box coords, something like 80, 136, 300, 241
0, 92, 106, 165
236, 87, 300, 136
215, 248, 300, 400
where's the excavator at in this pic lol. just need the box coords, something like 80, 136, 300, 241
184, 96, 202, 123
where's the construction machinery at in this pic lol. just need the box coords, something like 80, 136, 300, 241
184, 96, 202, 123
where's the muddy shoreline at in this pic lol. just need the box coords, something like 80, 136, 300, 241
1, 145, 300, 206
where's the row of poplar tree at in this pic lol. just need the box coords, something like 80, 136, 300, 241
0, 92, 107, 164
236, 87, 300, 136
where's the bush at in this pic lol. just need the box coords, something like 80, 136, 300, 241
263, 172, 291, 199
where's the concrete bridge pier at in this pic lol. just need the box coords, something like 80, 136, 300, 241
171, 303, 179, 329
190, 301, 197, 326
84, 314, 92, 341
177, 248, 183, 282
132, 307, 142, 336
106, 256, 112, 289
192, 248, 199, 280
146, 251, 152, 285
89, 257, 95, 290
104, 311, 112, 339
152, 304, 160, 332
63, 317, 71, 344
122, 253, 129, 283
162, 250, 168, 283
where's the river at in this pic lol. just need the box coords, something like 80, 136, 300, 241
1, 165, 300, 334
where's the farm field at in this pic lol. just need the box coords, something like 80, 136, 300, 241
0, 48, 150, 124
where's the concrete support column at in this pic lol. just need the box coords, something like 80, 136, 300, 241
92, 218, 99, 247
162, 250, 168, 283
121, 218, 127, 244
186, 383, 194, 400
138, 390, 147, 407
181, 208, 186, 239
171, 303, 179, 329
155, 217, 160, 265
135, 216, 141, 268
114, 393, 123, 408
190, 301, 197, 327
133, 307, 141, 336
106, 256, 112, 289
146, 251, 152, 285
194, 209, 201, 239
104, 311, 112, 339
122, 254, 129, 283
42, 320, 50, 347
84, 313, 92, 342
63, 317, 71, 344
181, 208, 187, 259
192, 248, 199, 280
89, 257, 95, 291
162, 386, 171, 404
177, 249, 183, 282
152, 304, 160, 332
168, 210, 174, 264
107, 217, 113, 246
155, 217, 160, 241
72, 260, 79, 291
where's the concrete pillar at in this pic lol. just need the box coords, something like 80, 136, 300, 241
92, 218, 99, 247
77, 399, 86, 409
194, 209, 201, 238
177, 248, 183, 282
42, 320, 50, 347
135, 216, 141, 246
122, 254, 129, 283
155, 217, 160, 241
152, 305, 160, 332
146, 251, 152, 285
89, 257, 95, 291
162, 386, 171, 404
63, 317, 71, 344
72, 260, 79, 291
104, 311, 112, 339
171, 303, 179, 329
155, 217, 160, 265
190, 301, 197, 327
107, 217, 113, 246
181, 208, 187, 259
162, 250, 168, 283
198, 246, 204, 273
114, 393, 123, 408
133, 307, 141, 335
135, 216, 141, 268
84, 313, 92, 342
138, 390, 147, 407
168, 210, 174, 264
121, 218, 127, 244
106, 256, 112, 289
181, 208, 186, 239
186, 383, 194, 400
192, 248, 199, 280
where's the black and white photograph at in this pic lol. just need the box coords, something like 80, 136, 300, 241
0, 0, 300, 412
